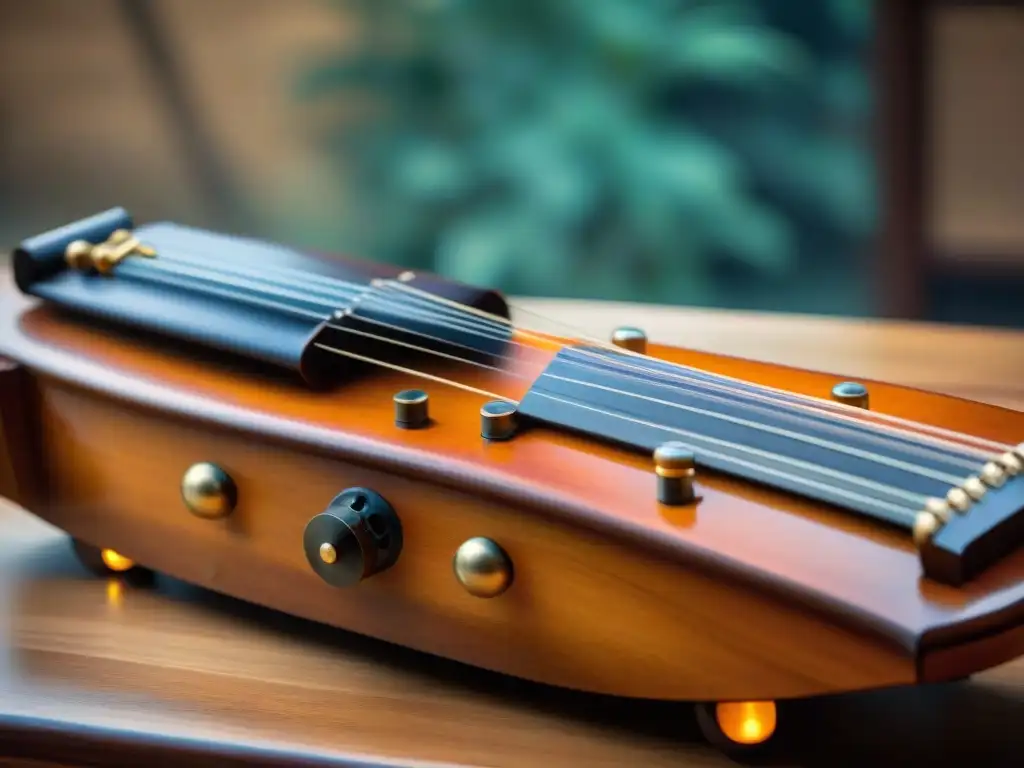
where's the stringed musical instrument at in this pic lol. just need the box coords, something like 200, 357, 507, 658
0, 208, 1021, 757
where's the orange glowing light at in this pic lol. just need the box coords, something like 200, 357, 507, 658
715, 701, 777, 745
105, 579, 125, 608
100, 548, 135, 573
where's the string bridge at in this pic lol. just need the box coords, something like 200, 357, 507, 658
917, 448, 1024, 586
64, 228, 157, 275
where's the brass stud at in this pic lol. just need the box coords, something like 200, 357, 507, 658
945, 487, 972, 513
997, 451, 1022, 476
453, 537, 514, 598
65, 239, 94, 269
913, 509, 943, 549
480, 400, 518, 441
611, 326, 647, 354
980, 461, 1006, 488
831, 381, 869, 409
319, 542, 338, 564
394, 389, 429, 429
962, 476, 987, 501
181, 462, 237, 520
654, 441, 697, 505
63, 229, 156, 274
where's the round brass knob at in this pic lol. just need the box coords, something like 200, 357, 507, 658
181, 462, 237, 519
453, 537, 514, 598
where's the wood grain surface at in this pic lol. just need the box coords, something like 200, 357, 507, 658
2, 272, 1024, 765
4, 262, 1024, 704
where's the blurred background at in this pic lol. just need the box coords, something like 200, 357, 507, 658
0, 0, 1021, 326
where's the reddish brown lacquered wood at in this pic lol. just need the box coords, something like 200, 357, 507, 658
919, 622, 1024, 683
24, 378, 917, 701
0, 271, 1022, 702
0, 357, 42, 509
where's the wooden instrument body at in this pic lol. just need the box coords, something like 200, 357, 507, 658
1, 261, 1022, 706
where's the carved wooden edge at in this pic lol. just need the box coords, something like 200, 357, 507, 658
0, 357, 43, 509
918, 619, 1024, 683
14, 333, 1018, 667
0, 714, 442, 768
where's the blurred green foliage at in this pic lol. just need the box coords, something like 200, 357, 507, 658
295, 0, 875, 307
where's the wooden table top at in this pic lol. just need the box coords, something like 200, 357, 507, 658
2, 288, 1023, 767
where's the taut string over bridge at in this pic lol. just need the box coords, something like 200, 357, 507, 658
44, 222, 1024, 586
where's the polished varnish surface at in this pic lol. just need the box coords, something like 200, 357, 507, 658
1, 303, 1023, 766
1, 259, 1023, 674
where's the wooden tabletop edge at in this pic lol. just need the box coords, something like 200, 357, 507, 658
0, 713, 467, 768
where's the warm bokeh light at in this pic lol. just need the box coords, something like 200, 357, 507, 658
715, 701, 777, 745
100, 548, 135, 573
105, 578, 125, 608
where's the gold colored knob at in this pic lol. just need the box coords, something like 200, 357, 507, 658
64, 239, 94, 269
453, 537, 514, 598
181, 462, 237, 520
831, 381, 869, 409
611, 326, 647, 354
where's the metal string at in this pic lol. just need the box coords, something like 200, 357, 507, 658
107, 249, 1016, 468
114, 260, 332, 320
332, 298, 984, 478
329, 320, 534, 380
552, 351, 983, 468
308, 340, 930, 516
136, 240, 1012, 457
350, 284, 994, 467
526, 392, 921, 527
124, 255, 357, 312
100, 257, 951, 511
377, 279, 1016, 455
538, 371, 966, 485
330, 311, 526, 365
312, 343, 511, 400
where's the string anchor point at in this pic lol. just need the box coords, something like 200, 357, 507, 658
654, 442, 697, 505
913, 497, 951, 549
394, 389, 430, 429
980, 461, 1007, 488
65, 228, 157, 275
611, 326, 647, 355
831, 381, 869, 409
481, 400, 518, 441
